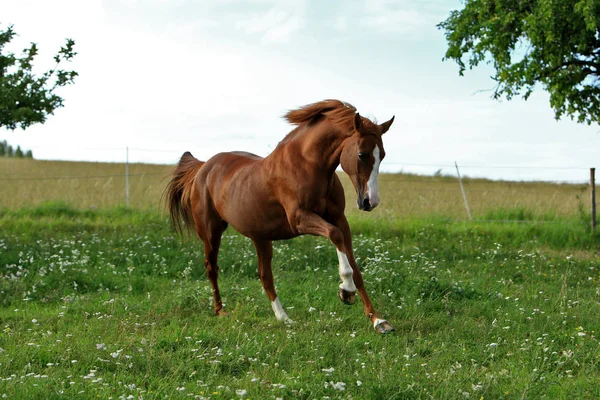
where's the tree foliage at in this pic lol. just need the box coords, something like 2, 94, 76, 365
0, 25, 77, 130
438, 0, 600, 125
0, 140, 33, 158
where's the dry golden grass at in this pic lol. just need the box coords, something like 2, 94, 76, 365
0, 158, 172, 210
0, 158, 593, 220
347, 173, 592, 221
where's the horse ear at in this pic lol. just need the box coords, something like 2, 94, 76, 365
380, 116, 395, 134
354, 113, 363, 133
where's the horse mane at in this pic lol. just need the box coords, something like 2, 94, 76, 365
284, 99, 359, 133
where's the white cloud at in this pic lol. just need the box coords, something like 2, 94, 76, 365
361, 0, 450, 34
3, 0, 105, 51
333, 16, 348, 32
362, 9, 432, 34
263, 14, 303, 43
235, 8, 304, 43
116, 0, 138, 8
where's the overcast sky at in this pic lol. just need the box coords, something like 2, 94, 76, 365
2, 0, 598, 182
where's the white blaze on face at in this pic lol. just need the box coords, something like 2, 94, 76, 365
337, 250, 357, 292
366, 146, 381, 208
271, 297, 292, 323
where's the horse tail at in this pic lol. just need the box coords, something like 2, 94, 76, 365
164, 151, 205, 236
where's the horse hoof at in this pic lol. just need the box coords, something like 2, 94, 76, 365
374, 319, 394, 334
284, 318, 295, 325
216, 309, 229, 317
338, 288, 356, 305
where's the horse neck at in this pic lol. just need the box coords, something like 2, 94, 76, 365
267, 121, 350, 179
297, 122, 349, 174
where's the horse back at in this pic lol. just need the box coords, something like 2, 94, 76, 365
196, 150, 347, 241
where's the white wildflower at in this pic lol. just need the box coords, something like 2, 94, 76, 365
110, 349, 123, 358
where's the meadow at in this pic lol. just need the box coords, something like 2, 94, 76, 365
0, 158, 593, 220
1, 159, 599, 399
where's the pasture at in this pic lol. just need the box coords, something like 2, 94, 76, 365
0, 158, 593, 220
1, 159, 599, 399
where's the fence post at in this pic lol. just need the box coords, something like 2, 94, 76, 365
455, 161, 472, 221
592, 168, 596, 234
126, 146, 130, 208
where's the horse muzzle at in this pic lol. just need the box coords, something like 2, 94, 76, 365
357, 197, 377, 212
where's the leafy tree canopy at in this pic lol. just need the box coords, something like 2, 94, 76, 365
438, 0, 600, 125
0, 25, 77, 130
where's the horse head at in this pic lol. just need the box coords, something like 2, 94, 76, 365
340, 113, 394, 211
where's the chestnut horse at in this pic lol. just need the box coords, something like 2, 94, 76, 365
165, 100, 395, 333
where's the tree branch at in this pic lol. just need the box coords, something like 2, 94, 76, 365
536, 59, 600, 81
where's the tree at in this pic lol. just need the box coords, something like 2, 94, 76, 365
438, 0, 600, 125
0, 140, 33, 158
0, 25, 77, 130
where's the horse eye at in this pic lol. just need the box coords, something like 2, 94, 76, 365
358, 152, 369, 161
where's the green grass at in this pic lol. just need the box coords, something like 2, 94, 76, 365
1, 205, 599, 399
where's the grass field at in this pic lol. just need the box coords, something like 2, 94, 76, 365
1, 159, 599, 399
0, 158, 594, 221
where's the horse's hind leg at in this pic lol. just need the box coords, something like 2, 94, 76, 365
202, 236, 226, 316
197, 218, 228, 316
252, 239, 293, 324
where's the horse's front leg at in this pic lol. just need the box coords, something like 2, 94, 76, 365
334, 215, 394, 334
290, 208, 393, 333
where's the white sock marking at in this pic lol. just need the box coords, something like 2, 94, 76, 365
373, 318, 387, 329
271, 297, 292, 323
366, 146, 381, 208
337, 250, 356, 292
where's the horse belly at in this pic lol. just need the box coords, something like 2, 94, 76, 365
203, 153, 298, 240
211, 174, 294, 240
221, 199, 295, 240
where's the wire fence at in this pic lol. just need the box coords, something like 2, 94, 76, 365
0, 146, 596, 229
2, 144, 594, 181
